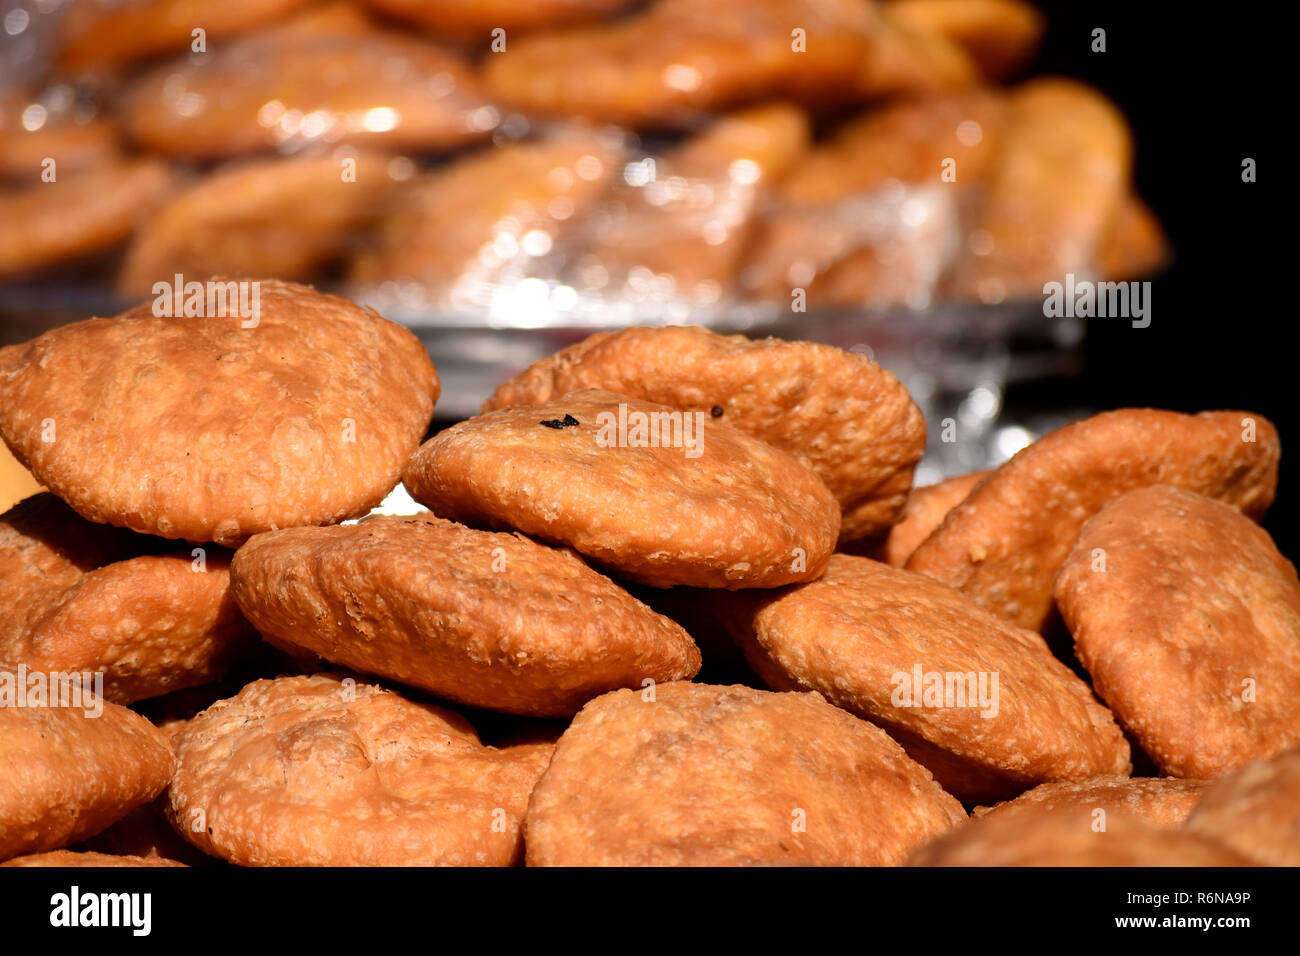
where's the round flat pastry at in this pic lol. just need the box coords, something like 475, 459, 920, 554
350, 130, 623, 296
525, 682, 967, 866
579, 104, 811, 304
889, 0, 1044, 80
908, 806, 1253, 867
482, 0, 877, 127
0, 493, 253, 703
123, 18, 494, 158
719, 554, 1130, 802
0, 159, 175, 277
0, 280, 438, 546
742, 90, 1006, 307
0, 89, 119, 181
945, 78, 1131, 303
906, 409, 1280, 632
483, 328, 923, 544
57, 0, 317, 71
119, 150, 406, 296
167, 674, 555, 866
973, 776, 1210, 830
230, 515, 701, 716
361, 0, 634, 39
1056, 486, 1300, 779
1183, 747, 1300, 866
873, 470, 989, 567
405, 389, 840, 588
0, 699, 175, 861
2, 850, 186, 867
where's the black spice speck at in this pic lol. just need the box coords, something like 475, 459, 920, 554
540, 414, 580, 429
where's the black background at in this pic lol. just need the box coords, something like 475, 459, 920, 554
0, 863, 1282, 941
1013, 2, 1289, 551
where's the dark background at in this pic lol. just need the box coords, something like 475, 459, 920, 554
1009, 2, 1290, 551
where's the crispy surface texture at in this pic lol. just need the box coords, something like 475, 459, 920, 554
909, 807, 1252, 866
906, 409, 1280, 632
722, 554, 1130, 802
974, 776, 1210, 830
483, 328, 923, 543
1056, 486, 1300, 779
525, 682, 966, 865
0, 280, 438, 546
119, 151, 405, 296
0, 159, 175, 277
230, 515, 701, 715
407, 389, 840, 588
947, 77, 1132, 303
0, 701, 175, 861
57, 0, 316, 71
168, 674, 554, 866
0, 494, 253, 703
350, 130, 623, 292
1184, 747, 1300, 866
874, 470, 989, 566
2, 849, 186, 867
482, 0, 877, 126
123, 18, 492, 158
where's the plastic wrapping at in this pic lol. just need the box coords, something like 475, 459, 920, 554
0, 0, 1166, 479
